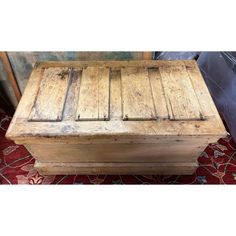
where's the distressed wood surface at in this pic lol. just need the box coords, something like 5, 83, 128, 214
63, 69, 82, 121
76, 67, 99, 120
159, 63, 203, 120
6, 60, 227, 143
32, 60, 200, 68
29, 67, 70, 121
98, 68, 110, 120
76, 67, 110, 121
184, 61, 218, 119
121, 67, 155, 120
26, 139, 207, 163
35, 161, 198, 175
148, 68, 169, 119
110, 70, 122, 120
6, 59, 227, 175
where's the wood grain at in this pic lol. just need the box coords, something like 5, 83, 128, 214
29, 67, 70, 121
98, 68, 110, 120
110, 70, 122, 120
27, 141, 206, 163
121, 67, 155, 120
76, 67, 99, 120
33, 60, 199, 69
148, 68, 169, 119
35, 161, 198, 175
63, 69, 82, 121
6, 60, 226, 143
6, 60, 227, 175
185, 60, 219, 119
160, 63, 203, 120
76, 67, 110, 121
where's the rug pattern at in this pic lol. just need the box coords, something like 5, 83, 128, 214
1, 112, 236, 184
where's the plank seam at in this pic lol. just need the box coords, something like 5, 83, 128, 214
28, 68, 45, 121
185, 63, 206, 121
97, 68, 100, 120
147, 69, 158, 119
61, 68, 72, 121
159, 68, 170, 120
120, 69, 125, 120
76, 68, 83, 120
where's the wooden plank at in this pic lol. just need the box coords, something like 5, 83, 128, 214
148, 68, 169, 119
185, 60, 226, 132
63, 69, 82, 121
110, 70, 122, 120
98, 68, 110, 120
159, 63, 203, 120
121, 67, 155, 120
35, 161, 198, 175
184, 60, 218, 119
28, 67, 70, 121
16, 135, 219, 145
35, 60, 191, 69
76, 67, 99, 120
76, 67, 110, 121
9, 65, 43, 122
7, 118, 226, 143
28, 141, 203, 163
0, 52, 21, 103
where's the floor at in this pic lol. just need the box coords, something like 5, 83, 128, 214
1, 111, 236, 184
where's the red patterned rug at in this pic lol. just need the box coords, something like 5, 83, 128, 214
1, 112, 236, 184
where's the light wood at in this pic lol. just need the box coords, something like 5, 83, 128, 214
159, 63, 203, 120
29, 67, 70, 121
6, 60, 227, 175
148, 68, 169, 119
30, 60, 202, 68
63, 69, 82, 121
76, 67, 110, 121
110, 70, 122, 119
35, 161, 198, 175
26, 140, 207, 163
98, 68, 110, 120
121, 67, 155, 120
184, 61, 219, 120
76, 67, 99, 120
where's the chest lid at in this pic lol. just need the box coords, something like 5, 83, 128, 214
6, 60, 226, 143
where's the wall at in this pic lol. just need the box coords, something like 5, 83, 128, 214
7, 52, 145, 93
0, 59, 18, 107
0, 52, 147, 108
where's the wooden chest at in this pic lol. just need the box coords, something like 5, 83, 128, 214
6, 60, 227, 175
